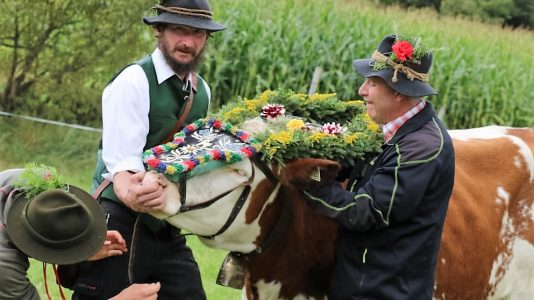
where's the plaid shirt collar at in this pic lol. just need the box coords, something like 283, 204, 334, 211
382, 100, 427, 142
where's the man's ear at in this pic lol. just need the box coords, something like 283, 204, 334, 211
394, 92, 412, 104
153, 26, 161, 38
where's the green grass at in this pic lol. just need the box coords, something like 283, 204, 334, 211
0, 118, 240, 299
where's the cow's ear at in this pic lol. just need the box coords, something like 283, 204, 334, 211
280, 158, 341, 189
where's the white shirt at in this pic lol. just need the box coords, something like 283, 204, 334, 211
101, 48, 211, 181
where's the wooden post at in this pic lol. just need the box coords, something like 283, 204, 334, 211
308, 67, 322, 95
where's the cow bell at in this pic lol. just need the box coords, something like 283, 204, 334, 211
216, 252, 246, 289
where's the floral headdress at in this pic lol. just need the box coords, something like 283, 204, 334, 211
371, 34, 433, 83
143, 90, 383, 178
214, 89, 383, 167
13, 163, 65, 199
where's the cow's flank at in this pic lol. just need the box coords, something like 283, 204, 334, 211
435, 126, 534, 300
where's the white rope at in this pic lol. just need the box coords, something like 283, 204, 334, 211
0, 111, 102, 132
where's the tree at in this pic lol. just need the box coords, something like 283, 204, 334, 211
505, 0, 534, 29
0, 0, 152, 125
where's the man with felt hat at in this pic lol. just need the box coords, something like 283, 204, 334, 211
0, 165, 161, 300
299, 34, 455, 299
86, 0, 227, 299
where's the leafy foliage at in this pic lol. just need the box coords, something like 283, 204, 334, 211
375, 0, 534, 29
13, 163, 64, 199
0, 0, 152, 126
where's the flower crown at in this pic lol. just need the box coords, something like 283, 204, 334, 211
143, 118, 262, 179
13, 163, 65, 199
372, 34, 433, 83
142, 90, 383, 178
214, 89, 383, 167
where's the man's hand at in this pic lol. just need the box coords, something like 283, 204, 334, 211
109, 282, 161, 300
280, 158, 341, 190
87, 230, 127, 261
113, 171, 167, 213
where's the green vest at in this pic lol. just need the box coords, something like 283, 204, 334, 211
92, 55, 210, 231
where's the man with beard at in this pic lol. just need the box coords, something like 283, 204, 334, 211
73, 1, 226, 299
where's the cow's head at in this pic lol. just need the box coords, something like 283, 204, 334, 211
147, 156, 341, 253
146, 158, 276, 253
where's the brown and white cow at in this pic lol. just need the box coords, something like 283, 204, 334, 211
148, 126, 534, 300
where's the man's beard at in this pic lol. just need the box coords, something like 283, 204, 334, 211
160, 41, 205, 76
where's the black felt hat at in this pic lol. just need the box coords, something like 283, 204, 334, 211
143, 0, 227, 32
352, 34, 437, 97
6, 186, 107, 264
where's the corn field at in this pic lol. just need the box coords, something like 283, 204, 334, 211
202, 0, 534, 129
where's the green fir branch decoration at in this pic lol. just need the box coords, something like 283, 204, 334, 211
13, 163, 65, 199
214, 89, 383, 167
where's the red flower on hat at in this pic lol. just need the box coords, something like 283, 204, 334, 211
392, 40, 414, 62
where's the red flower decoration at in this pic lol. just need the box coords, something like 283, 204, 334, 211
261, 104, 286, 119
184, 160, 196, 170
211, 149, 221, 160
392, 40, 414, 62
321, 122, 343, 135
241, 147, 252, 156
147, 159, 160, 168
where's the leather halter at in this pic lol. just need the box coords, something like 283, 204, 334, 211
166, 156, 292, 255
166, 157, 273, 238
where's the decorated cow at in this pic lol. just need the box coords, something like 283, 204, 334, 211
143, 90, 534, 300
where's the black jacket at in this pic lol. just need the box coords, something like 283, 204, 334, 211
305, 103, 455, 300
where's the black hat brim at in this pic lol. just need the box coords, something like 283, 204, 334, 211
352, 58, 437, 97
143, 13, 227, 32
6, 186, 107, 265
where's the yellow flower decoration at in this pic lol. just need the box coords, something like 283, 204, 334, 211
346, 100, 365, 105
224, 107, 248, 121
166, 165, 177, 175
343, 133, 360, 144
244, 99, 266, 110
258, 90, 274, 103
269, 131, 293, 145
367, 122, 380, 133
286, 119, 305, 131
308, 93, 337, 101
266, 145, 279, 158
307, 132, 329, 143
